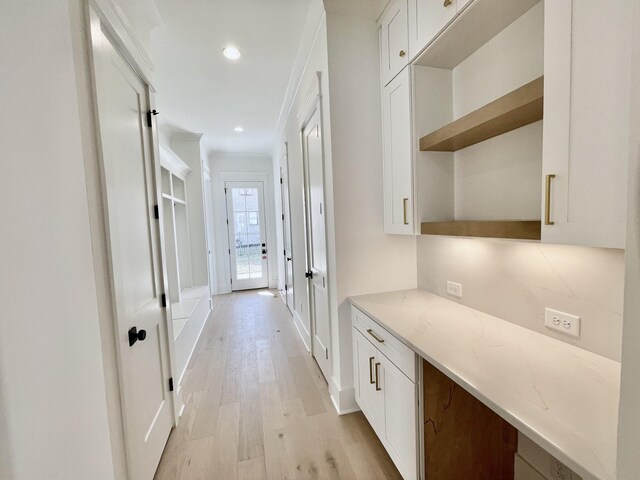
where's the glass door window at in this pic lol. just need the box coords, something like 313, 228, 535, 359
225, 181, 268, 290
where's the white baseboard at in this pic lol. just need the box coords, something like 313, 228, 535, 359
293, 310, 311, 352
329, 377, 359, 415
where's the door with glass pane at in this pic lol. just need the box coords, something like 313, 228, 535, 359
225, 181, 269, 290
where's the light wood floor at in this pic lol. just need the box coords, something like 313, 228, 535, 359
154, 289, 402, 480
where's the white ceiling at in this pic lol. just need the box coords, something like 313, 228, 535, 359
152, 0, 312, 154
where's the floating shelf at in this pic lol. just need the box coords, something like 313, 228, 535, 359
419, 76, 544, 152
421, 220, 541, 240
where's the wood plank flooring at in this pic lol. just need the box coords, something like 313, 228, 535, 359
154, 290, 402, 480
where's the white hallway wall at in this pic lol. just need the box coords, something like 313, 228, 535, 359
272, 4, 417, 411
208, 152, 277, 294
0, 1, 116, 478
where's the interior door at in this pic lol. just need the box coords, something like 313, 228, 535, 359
302, 105, 331, 381
280, 148, 294, 313
92, 23, 173, 480
225, 181, 269, 290
202, 168, 216, 295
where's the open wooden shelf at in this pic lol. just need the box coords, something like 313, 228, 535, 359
421, 220, 541, 240
419, 76, 544, 152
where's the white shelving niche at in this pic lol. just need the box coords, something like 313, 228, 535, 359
412, 0, 545, 238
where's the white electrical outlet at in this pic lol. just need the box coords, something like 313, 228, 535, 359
446, 281, 462, 298
549, 458, 573, 480
545, 308, 580, 338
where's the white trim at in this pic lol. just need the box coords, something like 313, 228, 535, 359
329, 378, 359, 415
293, 310, 311, 352
297, 71, 322, 129
89, 0, 155, 85
159, 140, 191, 177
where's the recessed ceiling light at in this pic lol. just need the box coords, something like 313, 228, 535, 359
234, 126, 244, 133
223, 46, 241, 60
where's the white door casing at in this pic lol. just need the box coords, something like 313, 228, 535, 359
203, 165, 217, 295
299, 78, 331, 382
225, 181, 269, 290
280, 145, 294, 313
91, 19, 174, 480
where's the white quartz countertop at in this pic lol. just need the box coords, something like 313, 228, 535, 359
349, 289, 621, 480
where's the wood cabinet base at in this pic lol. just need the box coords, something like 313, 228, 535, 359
423, 360, 518, 479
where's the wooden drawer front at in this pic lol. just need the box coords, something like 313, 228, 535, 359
352, 306, 416, 382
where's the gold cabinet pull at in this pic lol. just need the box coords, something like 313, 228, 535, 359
545, 174, 556, 225
367, 328, 385, 343
399, 50, 406, 57
443, 0, 453, 6
369, 356, 375, 384
403, 198, 409, 225
375, 362, 381, 391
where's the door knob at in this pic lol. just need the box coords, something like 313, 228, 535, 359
305, 271, 313, 279
128, 327, 147, 347
262, 249, 267, 254
286, 257, 292, 261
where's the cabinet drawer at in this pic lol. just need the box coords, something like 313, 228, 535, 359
352, 305, 417, 382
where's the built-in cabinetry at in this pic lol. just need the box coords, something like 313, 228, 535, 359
379, 0, 631, 249
159, 140, 212, 389
352, 306, 420, 480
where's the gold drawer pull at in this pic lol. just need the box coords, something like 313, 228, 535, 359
375, 362, 381, 391
403, 198, 409, 225
545, 174, 556, 225
369, 356, 375, 384
367, 328, 385, 343
443, 0, 453, 6
399, 50, 406, 57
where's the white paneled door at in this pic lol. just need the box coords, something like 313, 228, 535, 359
91, 18, 173, 480
302, 104, 331, 382
225, 181, 269, 290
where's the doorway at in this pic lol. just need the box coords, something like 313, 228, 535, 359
225, 181, 269, 290
90, 12, 174, 480
300, 80, 332, 383
280, 144, 294, 313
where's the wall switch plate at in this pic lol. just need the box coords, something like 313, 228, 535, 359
446, 281, 462, 298
545, 308, 580, 338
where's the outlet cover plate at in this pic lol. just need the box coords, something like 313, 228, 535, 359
446, 281, 462, 298
545, 308, 580, 338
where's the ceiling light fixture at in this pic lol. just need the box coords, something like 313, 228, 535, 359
234, 126, 244, 133
222, 46, 241, 60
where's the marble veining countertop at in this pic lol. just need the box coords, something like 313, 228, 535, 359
349, 289, 621, 480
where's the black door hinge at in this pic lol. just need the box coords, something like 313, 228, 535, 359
282, 214, 285, 220
226, 219, 229, 225
154, 204, 159, 219
146, 109, 159, 127
280, 178, 283, 184
168, 377, 174, 392
228, 248, 231, 255
224, 187, 227, 194
161, 293, 167, 308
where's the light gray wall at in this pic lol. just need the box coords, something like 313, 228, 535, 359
617, 0, 640, 476
0, 1, 115, 478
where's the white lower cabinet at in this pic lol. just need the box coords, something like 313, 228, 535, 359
352, 307, 419, 480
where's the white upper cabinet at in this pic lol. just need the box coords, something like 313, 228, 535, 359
382, 67, 414, 234
542, 1, 632, 249
380, 0, 409, 86
408, 0, 457, 59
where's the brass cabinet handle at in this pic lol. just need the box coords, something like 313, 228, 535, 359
443, 0, 453, 6
367, 328, 385, 343
399, 50, 406, 57
403, 198, 409, 225
375, 362, 381, 391
369, 356, 375, 384
545, 174, 556, 225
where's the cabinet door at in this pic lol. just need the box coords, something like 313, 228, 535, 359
383, 67, 414, 235
353, 329, 384, 433
380, 356, 418, 480
542, 0, 631, 249
380, 0, 409, 86
408, 0, 457, 59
